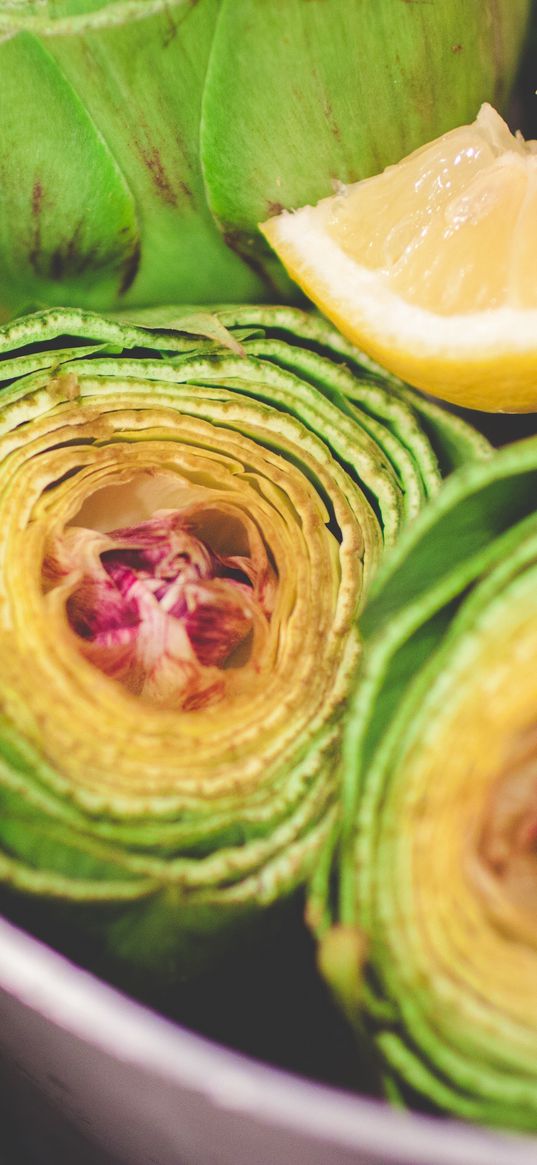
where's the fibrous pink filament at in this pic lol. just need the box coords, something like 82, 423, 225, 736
43, 510, 274, 710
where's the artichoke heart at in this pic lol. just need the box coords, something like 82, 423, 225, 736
0, 304, 487, 983
322, 438, 537, 1130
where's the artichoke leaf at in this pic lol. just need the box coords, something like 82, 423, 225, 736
202, 0, 530, 267
0, 0, 266, 320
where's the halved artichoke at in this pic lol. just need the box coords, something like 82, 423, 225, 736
318, 438, 537, 1129
0, 0, 530, 317
0, 304, 487, 985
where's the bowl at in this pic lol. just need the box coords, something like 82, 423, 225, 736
1, 915, 536, 1165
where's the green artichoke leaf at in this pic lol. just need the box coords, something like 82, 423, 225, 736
0, 0, 531, 315
0, 30, 141, 320
0, 0, 269, 319
324, 438, 537, 1130
0, 305, 487, 987
201, 0, 530, 263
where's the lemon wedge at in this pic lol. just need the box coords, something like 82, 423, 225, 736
261, 104, 537, 413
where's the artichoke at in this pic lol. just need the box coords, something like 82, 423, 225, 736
0, 0, 530, 318
0, 304, 487, 986
317, 438, 537, 1130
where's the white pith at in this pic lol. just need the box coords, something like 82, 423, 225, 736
270, 207, 537, 360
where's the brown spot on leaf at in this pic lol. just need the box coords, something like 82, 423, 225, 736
63, 222, 84, 271
50, 248, 64, 280
141, 146, 178, 207
222, 228, 277, 292
119, 240, 142, 296
29, 180, 44, 274
32, 181, 43, 218
162, 0, 200, 44
48, 224, 95, 281
309, 68, 341, 144
266, 201, 284, 217
162, 9, 179, 46
451, 43, 463, 54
